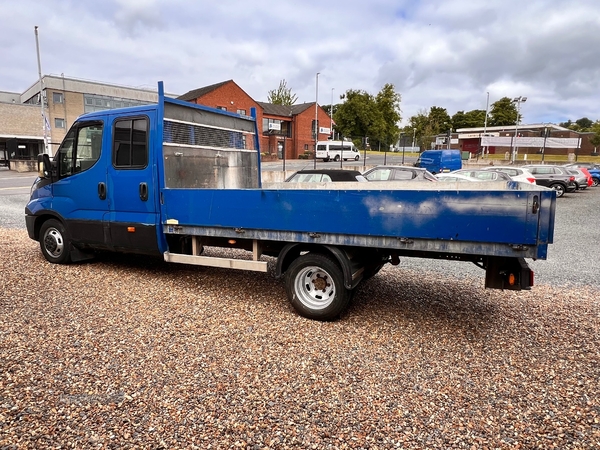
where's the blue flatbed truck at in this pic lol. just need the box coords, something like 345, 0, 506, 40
26, 82, 556, 320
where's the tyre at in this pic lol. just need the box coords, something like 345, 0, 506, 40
323, 158, 329, 162
592, 177, 599, 187
355, 155, 360, 161
334, 155, 340, 162
549, 183, 566, 198
284, 253, 350, 321
39, 219, 72, 264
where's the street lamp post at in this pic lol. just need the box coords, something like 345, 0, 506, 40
314, 72, 319, 169
330, 88, 334, 140
482, 91, 489, 157
411, 128, 416, 148
401, 133, 406, 165
511, 96, 527, 163
541, 124, 549, 163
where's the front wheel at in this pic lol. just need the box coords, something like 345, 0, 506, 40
284, 253, 350, 321
549, 183, 566, 198
355, 155, 360, 161
39, 219, 72, 264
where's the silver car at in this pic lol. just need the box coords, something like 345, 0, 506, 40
363, 165, 438, 182
565, 168, 589, 190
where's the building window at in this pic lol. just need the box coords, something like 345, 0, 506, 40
263, 118, 283, 135
304, 144, 309, 150
237, 109, 246, 115
55, 118, 65, 129
83, 94, 151, 113
217, 106, 227, 111
53, 92, 64, 104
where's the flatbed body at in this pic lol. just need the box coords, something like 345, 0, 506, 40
25, 82, 556, 320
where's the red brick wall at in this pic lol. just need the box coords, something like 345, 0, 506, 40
188, 81, 333, 158
295, 106, 332, 157
186, 81, 263, 150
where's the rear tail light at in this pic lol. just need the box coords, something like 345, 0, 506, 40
527, 177, 536, 183
569, 176, 575, 182
529, 270, 534, 287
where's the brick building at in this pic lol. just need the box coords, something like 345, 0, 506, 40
0, 75, 161, 169
1, 76, 332, 169
455, 124, 597, 157
178, 80, 332, 159
0, 101, 42, 167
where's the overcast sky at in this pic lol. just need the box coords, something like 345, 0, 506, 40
2, 0, 600, 126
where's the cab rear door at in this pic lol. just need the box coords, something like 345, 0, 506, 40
105, 111, 160, 254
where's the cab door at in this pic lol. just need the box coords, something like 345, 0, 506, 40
50, 120, 108, 247
105, 112, 160, 254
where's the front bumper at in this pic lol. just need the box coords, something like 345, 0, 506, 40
25, 213, 36, 240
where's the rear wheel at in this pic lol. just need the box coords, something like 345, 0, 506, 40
549, 183, 566, 198
334, 155, 340, 162
323, 158, 330, 162
284, 253, 350, 321
39, 219, 72, 264
592, 177, 599, 187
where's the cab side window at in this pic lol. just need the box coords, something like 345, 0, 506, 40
56, 122, 103, 178
113, 118, 148, 168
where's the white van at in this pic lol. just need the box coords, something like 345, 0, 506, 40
316, 140, 360, 162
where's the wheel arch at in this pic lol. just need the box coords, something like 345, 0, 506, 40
275, 243, 360, 290
29, 211, 66, 241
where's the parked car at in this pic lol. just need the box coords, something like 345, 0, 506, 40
579, 168, 594, 188
563, 163, 600, 187
285, 169, 367, 183
565, 168, 591, 190
362, 165, 438, 182
521, 165, 577, 197
478, 166, 536, 184
563, 162, 600, 170
451, 169, 513, 182
436, 173, 482, 182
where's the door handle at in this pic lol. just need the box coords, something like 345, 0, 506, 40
98, 182, 106, 200
139, 182, 148, 201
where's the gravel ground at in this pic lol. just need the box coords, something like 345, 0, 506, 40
1, 229, 599, 449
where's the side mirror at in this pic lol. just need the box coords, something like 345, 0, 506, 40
37, 153, 52, 179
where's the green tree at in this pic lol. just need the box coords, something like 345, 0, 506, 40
451, 109, 487, 129
589, 121, 600, 152
559, 119, 574, 129
560, 117, 594, 132
374, 83, 402, 148
576, 117, 593, 130
428, 106, 452, 134
334, 89, 383, 145
267, 79, 298, 105
488, 97, 519, 126
333, 84, 402, 148
407, 109, 439, 151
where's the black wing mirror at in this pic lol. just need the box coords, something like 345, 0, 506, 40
37, 153, 52, 179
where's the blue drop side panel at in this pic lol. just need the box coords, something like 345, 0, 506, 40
160, 188, 540, 245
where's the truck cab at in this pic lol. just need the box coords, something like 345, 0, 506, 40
27, 107, 162, 263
